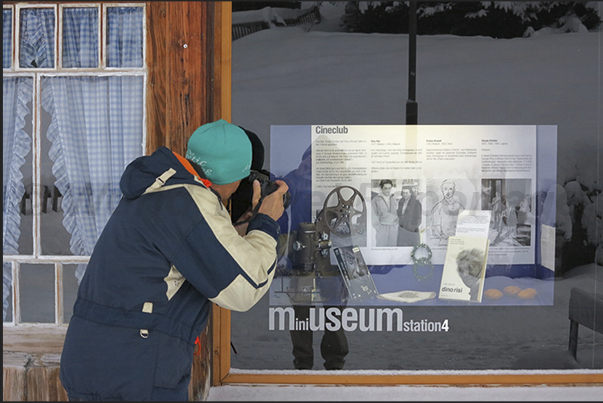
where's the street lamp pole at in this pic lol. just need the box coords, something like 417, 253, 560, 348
406, 1, 418, 125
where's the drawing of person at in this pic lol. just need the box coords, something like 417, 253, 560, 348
371, 179, 398, 246
430, 179, 465, 240
396, 186, 422, 247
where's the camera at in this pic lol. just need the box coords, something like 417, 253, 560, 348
230, 169, 291, 225
249, 170, 291, 209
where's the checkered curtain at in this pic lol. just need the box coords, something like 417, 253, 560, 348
106, 7, 144, 68
62, 7, 99, 68
3, 8, 12, 68
40, 7, 144, 282
3, 77, 33, 319
42, 75, 144, 282
19, 8, 55, 68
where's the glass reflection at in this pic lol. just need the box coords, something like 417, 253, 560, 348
19, 263, 54, 323
230, 2, 601, 372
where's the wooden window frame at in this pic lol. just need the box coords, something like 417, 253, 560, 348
3, 1, 146, 327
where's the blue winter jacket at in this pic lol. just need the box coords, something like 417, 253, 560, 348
59, 147, 279, 401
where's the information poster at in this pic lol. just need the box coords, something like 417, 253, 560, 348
268, 125, 557, 315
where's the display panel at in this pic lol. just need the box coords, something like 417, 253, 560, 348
269, 125, 557, 317
229, 124, 600, 372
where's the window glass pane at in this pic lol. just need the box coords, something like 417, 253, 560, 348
62, 264, 79, 323
17, 146, 33, 255
3, 261, 13, 322
106, 7, 143, 68
3, 8, 12, 69
40, 75, 145, 257
19, 8, 55, 68
62, 7, 99, 68
231, 3, 603, 371
4, 4, 147, 327
39, 106, 70, 255
19, 263, 55, 323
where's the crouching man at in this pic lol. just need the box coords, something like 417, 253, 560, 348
60, 120, 288, 401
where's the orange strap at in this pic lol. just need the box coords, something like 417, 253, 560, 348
194, 336, 201, 355
173, 152, 212, 188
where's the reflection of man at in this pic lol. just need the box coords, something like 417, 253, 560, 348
277, 147, 349, 370
371, 179, 398, 246
456, 248, 485, 301
431, 179, 465, 239
397, 186, 422, 247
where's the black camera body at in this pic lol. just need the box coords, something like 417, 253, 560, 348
249, 170, 291, 209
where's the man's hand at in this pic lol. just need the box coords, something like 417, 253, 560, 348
252, 179, 289, 221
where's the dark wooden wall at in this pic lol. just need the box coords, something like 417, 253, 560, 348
146, 1, 217, 156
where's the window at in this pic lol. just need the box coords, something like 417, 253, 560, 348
226, 2, 602, 382
3, 3, 146, 326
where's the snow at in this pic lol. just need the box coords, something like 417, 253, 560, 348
207, 383, 603, 401
231, 2, 601, 256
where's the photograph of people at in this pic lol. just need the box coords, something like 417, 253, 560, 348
396, 185, 422, 247
371, 179, 399, 246
481, 183, 492, 210
430, 179, 465, 240
491, 190, 504, 230
517, 194, 532, 224
482, 179, 533, 247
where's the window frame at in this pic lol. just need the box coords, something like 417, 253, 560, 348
212, 1, 603, 387
3, 2, 146, 327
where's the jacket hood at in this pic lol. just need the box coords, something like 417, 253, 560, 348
120, 147, 202, 200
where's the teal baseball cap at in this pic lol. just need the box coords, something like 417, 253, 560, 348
185, 119, 252, 185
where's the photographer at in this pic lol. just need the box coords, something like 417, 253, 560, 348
59, 119, 288, 401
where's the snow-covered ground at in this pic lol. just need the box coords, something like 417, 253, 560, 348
207, 383, 603, 401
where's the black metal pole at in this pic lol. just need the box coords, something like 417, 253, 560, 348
406, 1, 418, 125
